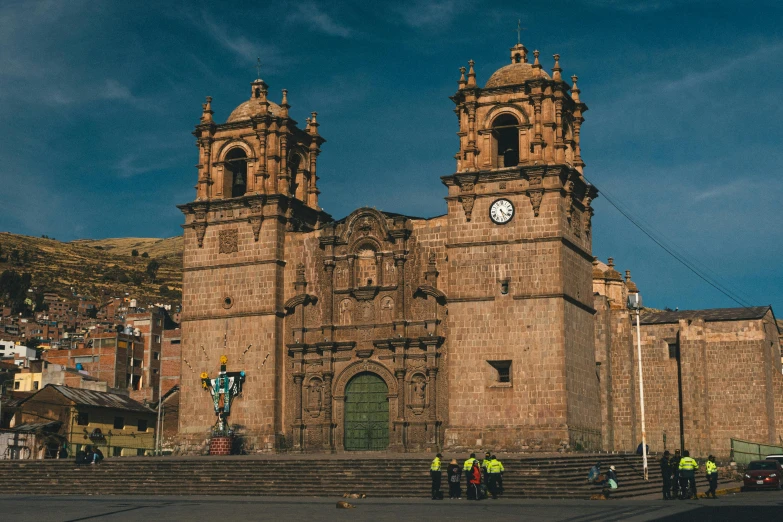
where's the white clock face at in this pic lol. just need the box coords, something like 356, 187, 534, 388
490, 198, 514, 224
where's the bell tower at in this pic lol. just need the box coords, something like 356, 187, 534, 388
442, 42, 601, 451
178, 74, 331, 451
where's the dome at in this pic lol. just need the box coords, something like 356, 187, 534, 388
485, 62, 550, 88
226, 98, 282, 123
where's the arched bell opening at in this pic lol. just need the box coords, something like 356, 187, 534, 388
492, 114, 520, 168
224, 148, 248, 198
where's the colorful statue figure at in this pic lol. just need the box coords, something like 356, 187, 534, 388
201, 355, 246, 433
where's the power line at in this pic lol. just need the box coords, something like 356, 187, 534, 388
585, 177, 754, 309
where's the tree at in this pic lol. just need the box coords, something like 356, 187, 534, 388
131, 249, 139, 257
146, 260, 160, 283
141, 252, 149, 258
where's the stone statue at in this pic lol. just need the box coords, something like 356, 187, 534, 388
340, 299, 352, 325
412, 375, 426, 403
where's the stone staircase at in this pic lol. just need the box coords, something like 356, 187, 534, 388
0, 453, 730, 499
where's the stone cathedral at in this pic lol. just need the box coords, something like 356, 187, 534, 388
176, 41, 783, 456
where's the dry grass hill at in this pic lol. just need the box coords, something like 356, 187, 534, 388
0, 232, 183, 306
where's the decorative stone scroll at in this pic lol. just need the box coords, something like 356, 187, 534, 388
194, 223, 207, 248
527, 190, 543, 217
459, 194, 476, 222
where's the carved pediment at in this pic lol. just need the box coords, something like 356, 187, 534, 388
284, 294, 318, 313
414, 285, 447, 305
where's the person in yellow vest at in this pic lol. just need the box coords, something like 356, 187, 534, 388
463, 453, 477, 497
678, 450, 698, 499
487, 455, 505, 499
705, 455, 718, 499
481, 451, 491, 485
430, 453, 443, 500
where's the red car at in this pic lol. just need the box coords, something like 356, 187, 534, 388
743, 460, 783, 491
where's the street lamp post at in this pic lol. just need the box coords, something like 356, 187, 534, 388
629, 292, 648, 481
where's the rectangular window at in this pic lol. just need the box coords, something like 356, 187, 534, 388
668, 343, 679, 359
77, 412, 89, 426
33, 381, 39, 390
488, 360, 512, 384
138, 420, 148, 432
154, 335, 160, 343
153, 352, 160, 360
170, 339, 181, 345
13, 381, 20, 390
114, 417, 125, 429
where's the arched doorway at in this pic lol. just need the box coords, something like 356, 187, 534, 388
344, 372, 389, 451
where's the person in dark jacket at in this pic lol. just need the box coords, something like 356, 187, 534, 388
670, 450, 682, 499
660, 451, 673, 500
447, 459, 461, 499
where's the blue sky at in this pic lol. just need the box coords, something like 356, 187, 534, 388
1, 0, 781, 313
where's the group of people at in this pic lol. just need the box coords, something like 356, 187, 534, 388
660, 450, 719, 499
75, 445, 104, 466
430, 452, 505, 500
587, 462, 619, 497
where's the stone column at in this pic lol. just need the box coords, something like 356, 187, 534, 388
324, 261, 335, 325
323, 371, 333, 451
394, 255, 406, 320
293, 373, 304, 450
375, 253, 383, 286
348, 257, 356, 288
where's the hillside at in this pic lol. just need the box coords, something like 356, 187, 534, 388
71, 236, 182, 259
0, 232, 183, 306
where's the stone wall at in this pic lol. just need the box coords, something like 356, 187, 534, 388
603, 308, 783, 458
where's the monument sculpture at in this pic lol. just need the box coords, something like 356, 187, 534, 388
201, 355, 246, 455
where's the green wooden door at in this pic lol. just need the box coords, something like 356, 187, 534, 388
344, 373, 389, 451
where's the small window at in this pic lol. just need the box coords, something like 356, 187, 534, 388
171, 339, 181, 345
77, 412, 89, 426
153, 352, 160, 360
668, 343, 678, 359
114, 417, 125, 429
488, 360, 512, 384
33, 381, 39, 390
138, 420, 148, 432
13, 381, 20, 390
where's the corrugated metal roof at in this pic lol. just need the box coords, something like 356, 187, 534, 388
641, 306, 772, 325
50, 385, 154, 414
11, 421, 62, 433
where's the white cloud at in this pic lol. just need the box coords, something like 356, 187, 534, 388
291, 2, 353, 38
395, 0, 466, 29
200, 14, 284, 69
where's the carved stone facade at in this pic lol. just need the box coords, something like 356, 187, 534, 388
177, 41, 601, 453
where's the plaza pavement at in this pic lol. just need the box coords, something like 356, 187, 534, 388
1, 489, 780, 522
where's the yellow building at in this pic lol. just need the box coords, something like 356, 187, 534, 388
18, 384, 157, 456
13, 371, 42, 392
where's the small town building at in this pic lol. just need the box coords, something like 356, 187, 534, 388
16, 384, 156, 456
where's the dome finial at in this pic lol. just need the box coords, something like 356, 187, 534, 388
571, 74, 580, 102
532, 50, 542, 77
200, 96, 213, 123
280, 89, 289, 117
552, 54, 562, 81
308, 111, 319, 136
467, 60, 477, 87
458, 66, 466, 89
